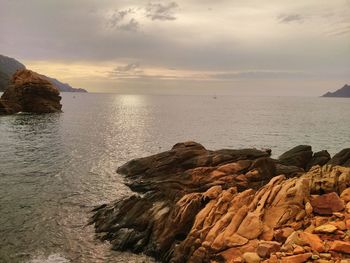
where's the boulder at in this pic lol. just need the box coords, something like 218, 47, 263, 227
310, 192, 344, 215
0, 69, 62, 115
306, 150, 331, 171
278, 145, 313, 170
328, 149, 350, 167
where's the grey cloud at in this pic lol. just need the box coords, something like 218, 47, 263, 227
118, 18, 140, 31
277, 14, 304, 23
110, 63, 143, 78
107, 9, 139, 31
146, 2, 179, 20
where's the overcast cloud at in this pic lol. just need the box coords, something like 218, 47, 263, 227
0, 0, 349, 95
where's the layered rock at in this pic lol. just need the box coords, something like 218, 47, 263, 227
0, 69, 62, 114
91, 143, 350, 262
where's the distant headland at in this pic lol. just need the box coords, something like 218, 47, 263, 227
322, 84, 350, 98
0, 54, 87, 93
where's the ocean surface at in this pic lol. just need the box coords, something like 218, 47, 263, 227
0, 93, 349, 263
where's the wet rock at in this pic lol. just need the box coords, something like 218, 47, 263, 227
278, 145, 313, 170
310, 192, 345, 215
0, 69, 62, 114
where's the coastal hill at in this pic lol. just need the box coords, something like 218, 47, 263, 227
322, 84, 350, 97
0, 54, 87, 93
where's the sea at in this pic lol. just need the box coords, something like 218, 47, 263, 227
0, 93, 349, 263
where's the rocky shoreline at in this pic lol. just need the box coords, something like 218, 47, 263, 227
91, 142, 350, 263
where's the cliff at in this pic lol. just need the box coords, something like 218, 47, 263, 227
0, 54, 87, 93
91, 142, 350, 263
322, 84, 350, 98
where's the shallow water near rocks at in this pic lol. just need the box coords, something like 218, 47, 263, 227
0, 93, 349, 263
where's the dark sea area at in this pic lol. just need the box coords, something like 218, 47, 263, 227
0, 93, 349, 263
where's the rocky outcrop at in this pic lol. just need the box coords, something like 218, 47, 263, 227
0, 69, 62, 114
323, 84, 350, 98
91, 143, 350, 262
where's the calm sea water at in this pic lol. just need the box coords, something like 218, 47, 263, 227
0, 93, 349, 263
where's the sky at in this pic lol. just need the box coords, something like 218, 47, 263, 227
0, 0, 349, 95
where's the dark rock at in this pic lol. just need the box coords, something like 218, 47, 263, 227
306, 150, 331, 171
278, 145, 313, 170
0, 69, 62, 114
328, 148, 350, 167
275, 163, 304, 178
322, 84, 350, 98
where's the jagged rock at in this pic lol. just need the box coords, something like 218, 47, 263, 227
310, 192, 344, 215
91, 142, 274, 262
0, 69, 62, 114
305, 165, 350, 194
278, 145, 313, 170
328, 149, 350, 167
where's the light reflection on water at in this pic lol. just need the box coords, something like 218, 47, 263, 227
0, 93, 349, 262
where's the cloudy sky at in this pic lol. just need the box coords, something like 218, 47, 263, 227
0, 0, 349, 95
